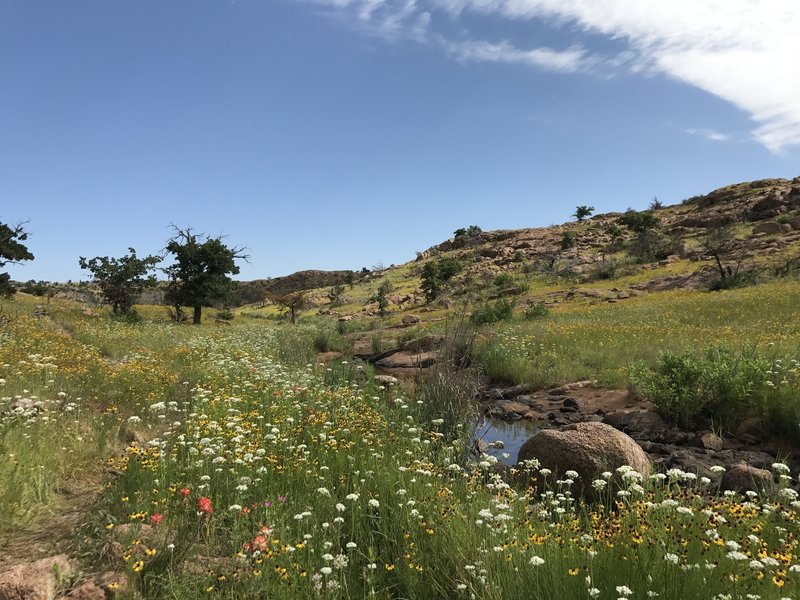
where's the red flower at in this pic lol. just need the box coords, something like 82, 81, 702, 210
150, 513, 164, 525
198, 496, 213, 515
179, 487, 191, 498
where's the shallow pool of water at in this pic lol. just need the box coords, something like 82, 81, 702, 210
473, 418, 542, 466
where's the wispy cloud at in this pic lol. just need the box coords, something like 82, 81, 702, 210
441, 38, 588, 72
683, 128, 729, 142
302, 0, 800, 152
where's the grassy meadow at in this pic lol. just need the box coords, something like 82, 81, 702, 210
1, 282, 799, 599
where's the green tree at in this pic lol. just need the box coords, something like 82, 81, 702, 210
572, 205, 594, 222
164, 227, 247, 325
370, 280, 393, 317
420, 258, 462, 302
327, 284, 346, 305
560, 231, 576, 250
273, 291, 307, 324
617, 209, 660, 233
701, 224, 737, 283
79, 248, 161, 315
452, 225, 482, 248
0, 221, 34, 297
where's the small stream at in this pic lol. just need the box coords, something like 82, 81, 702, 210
473, 418, 542, 466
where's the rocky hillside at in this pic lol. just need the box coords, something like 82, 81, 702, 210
255, 175, 800, 319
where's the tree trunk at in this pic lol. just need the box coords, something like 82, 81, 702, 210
290, 307, 296, 324
193, 305, 202, 324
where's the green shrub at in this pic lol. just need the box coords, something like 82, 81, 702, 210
112, 309, 143, 324
475, 337, 534, 385
708, 272, 756, 291
421, 258, 462, 302
618, 209, 660, 232
523, 300, 549, 320
470, 298, 515, 325
627, 230, 679, 262
560, 231, 576, 250
216, 309, 235, 321
755, 357, 800, 438
590, 259, 619, 280
629, 346, 769, 429
493, 273, 515, 287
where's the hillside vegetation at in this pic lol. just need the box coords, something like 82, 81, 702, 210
1, 175, 800, 599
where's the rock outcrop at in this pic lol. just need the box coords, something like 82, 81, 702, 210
517, 422, 651, 496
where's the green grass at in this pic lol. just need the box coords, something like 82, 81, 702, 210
1, 292, 800, 599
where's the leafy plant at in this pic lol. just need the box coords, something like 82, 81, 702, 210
471, 298, 515, 325
421, 258, 462, 302
0, 221, 34, 297
627, 230, 679, 262
573, 205, 594, 222
523, 300, 549, 320
164, 226, 247, 324
79, 248, 161, 316
629, 346, 769, 429
617, 209, 660, 233
493, 273, 515, 287
560, 231, 576, 250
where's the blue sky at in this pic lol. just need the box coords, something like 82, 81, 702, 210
2, 0, 799, 282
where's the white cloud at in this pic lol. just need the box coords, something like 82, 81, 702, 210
303, 0, 800, 152
441, 38, 588, 72
683, 128, 729, 142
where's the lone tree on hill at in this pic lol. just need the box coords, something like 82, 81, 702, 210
369, 279, 393, 318
701, 224, 738, 283
617, 209, 660, 233
272, 291, 307, 324
0, 221, 34, 297
164, 227, 247, 325
420, 258, 462, 302
79, 248, 161, 315
572, 206, 595, 222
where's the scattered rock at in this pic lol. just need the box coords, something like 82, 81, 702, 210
752, 221, 783, 235
474, 439, 490, 455
374, 350, 437, 370
699, 431, 724, 451
735, 417, 763, 441
483, 384, 535, 400
117, 426, 147, 447
517, 422, 651, 497
721, 463, 776, 493
602, 410, 667, 441
401, 315, 421, 326
400, 335, 443, 353
316, 351, 342, 363
60, 581, 106, 600
562, 398, 581, 410
373, 375, 398, 386
8, 397, 44, 415
98, 572, 128, 597
0, 555, 75, 600
739, 433, 761, 446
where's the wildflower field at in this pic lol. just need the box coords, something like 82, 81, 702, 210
1, 289, 799, 599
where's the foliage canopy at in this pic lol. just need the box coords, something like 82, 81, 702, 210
164, 227, 247, 324
0, 221, 35, 297
79, 248, 161, 315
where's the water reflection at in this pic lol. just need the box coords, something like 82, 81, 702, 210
473, 418, 542, 466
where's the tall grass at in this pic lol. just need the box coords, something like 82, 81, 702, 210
2, 293, 800, 599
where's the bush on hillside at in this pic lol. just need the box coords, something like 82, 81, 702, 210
523, 300, 549, 320
629, 346, 769, 429
471, 298, 515, 325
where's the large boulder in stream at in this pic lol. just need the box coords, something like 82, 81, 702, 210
517, 422, 650, 497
